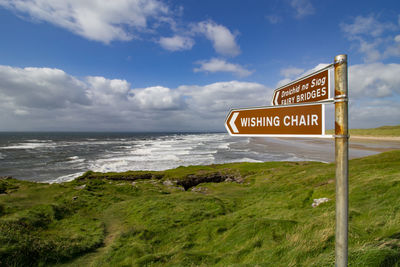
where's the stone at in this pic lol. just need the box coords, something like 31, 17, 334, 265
75, 184, 86, 190
163, 180, 174, 186
191, 187, 208, 194
312, 197, 330, 207
235, 177, 245, 183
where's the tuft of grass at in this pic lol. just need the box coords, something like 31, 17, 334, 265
0, 151, 400, 266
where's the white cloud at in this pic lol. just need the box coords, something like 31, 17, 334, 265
194, 20, 240, 57
358, 39, 382, 62
159, 35, 194, 51
86, 76, 131, 106
280, 67, 304, 78
87, 76, 130, 95
301, 63, 330, 76
0, 0, 169, 43
0, 64, 269, 131
265, 15, 281, 24
130, 86, 184, 110
267, 0, 314, 23
177, 81, 271, 124
0, 65, 89, 109
0, 0, 246, 59
290, 0, 315, 18
276, 63, 328, 87
14, 109, 29, 116
194, 58, 253, 77
349, 100, 400, 128
340, 14, 400, 62
276, 78, 292, 88
349, 63, 400, 98
384, 35, 400, 58
2, 63, 398, 131
341, 15, 396, 38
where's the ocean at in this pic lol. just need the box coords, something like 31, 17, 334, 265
0, 132, 310, 183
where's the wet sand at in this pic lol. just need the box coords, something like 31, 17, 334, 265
249, 136, 400, 163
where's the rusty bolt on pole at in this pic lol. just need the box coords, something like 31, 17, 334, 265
334, 54, 349, 267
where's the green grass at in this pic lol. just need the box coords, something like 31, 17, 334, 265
1, 151, 400, 266
326, 125, 400, 137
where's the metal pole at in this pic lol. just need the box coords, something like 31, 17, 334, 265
334, 54, 349, 267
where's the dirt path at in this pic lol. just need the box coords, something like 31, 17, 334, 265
55, 209, 123, 267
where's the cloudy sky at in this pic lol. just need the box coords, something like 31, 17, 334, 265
0, 0, 399, 131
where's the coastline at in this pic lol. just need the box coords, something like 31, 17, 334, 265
350, 135, 400, 141
2, 132, 400, 183
249, 136, 400, 163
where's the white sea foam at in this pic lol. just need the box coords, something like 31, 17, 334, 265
86, 134, 226, 173
226, 157, 263, 163
280, 154, 306, 162
116, 145, 133, 149
67, 156, 85, 163
46, 172, 85, 184
0, 142, 57, 149
4, 132, 344, 184
218, 143, 230, 149
14, 133, 257, 183
26, 139, 53, 142
59, 140, 126, 147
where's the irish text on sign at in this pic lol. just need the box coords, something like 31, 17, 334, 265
225, 104, 327, 137
271, 68, 332, 106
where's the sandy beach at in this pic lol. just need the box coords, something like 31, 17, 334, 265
249, 136, 400, 163
349, 135, 400, 141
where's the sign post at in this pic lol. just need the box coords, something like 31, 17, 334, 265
334, 54, 349, 267
225, 54, 349, 266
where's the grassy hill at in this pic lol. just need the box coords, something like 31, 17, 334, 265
326, 125, 400, 137
1, 151, 400, 266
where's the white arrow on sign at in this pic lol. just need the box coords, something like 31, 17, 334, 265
273, 91, 280, 106
229, 112, 239, 133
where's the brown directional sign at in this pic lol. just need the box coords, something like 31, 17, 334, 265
225, 103, 328, 137
271, 68, 332, 106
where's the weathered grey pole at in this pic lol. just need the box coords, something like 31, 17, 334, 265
334, 54, 349, 267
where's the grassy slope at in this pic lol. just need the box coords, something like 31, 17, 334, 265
0, 151, 399, 266
326, 125, 400, 137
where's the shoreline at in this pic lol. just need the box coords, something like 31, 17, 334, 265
350, 135, 400, 141
5, 146, 399, 184
2, 132, 400, 183
249, 136, 400, 163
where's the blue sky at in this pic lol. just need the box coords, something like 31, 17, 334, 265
0, 0, 399, 131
